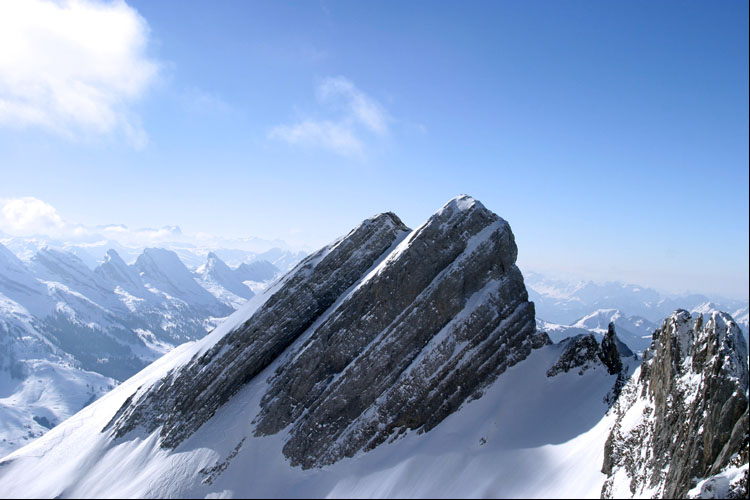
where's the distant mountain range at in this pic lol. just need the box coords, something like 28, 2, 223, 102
0, 232, 307, 274
537, 308, 658, 353
525, 272, 748, 326
526, 272, 748, 351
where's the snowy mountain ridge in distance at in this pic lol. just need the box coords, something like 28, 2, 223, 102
569, 309, 657, 354
0, 229, 308, 277
525, 271, 748, 328
0, 244, 287, 458
0, 195, 745, 498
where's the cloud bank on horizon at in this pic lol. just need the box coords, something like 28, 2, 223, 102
0, 196, 302, 255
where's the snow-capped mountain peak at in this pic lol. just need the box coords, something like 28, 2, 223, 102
563, 308, 656, 354
234, 260, 279, 283
691, 301, 722, 315
438, 193, 484, 214
194, 252, 254, 308
135, 248, 231, 316
572, 308, 624, 331
94, 249, 143, 291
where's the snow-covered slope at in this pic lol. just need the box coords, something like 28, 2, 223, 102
0, 244, 117, 457
0, 243, 54, 318
0, 336, 629, 498
30, 248, 118, 311
0, 359, 115, 458
733, 306, 748, 331
234, 259, 279, 283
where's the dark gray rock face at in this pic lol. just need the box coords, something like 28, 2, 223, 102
105, 211, 409, 448
600, 322, 624, 375
254, 196, 545, 468
601, 309, 749, 498
103, 195, 545, 470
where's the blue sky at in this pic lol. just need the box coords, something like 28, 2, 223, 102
0, 0, 748, 298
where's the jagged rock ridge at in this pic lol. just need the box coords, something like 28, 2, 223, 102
105, 195, 547, 468
255, 196, 545, 467
602, 309, 749, 498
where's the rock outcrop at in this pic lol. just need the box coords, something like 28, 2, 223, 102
547, 323, 632, 378
602, 310, 749, 498
255, 196, 545, 467
546, 334, 603, 377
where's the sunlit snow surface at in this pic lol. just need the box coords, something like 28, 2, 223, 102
0, 324, 626, 498
0, 360, 114, 458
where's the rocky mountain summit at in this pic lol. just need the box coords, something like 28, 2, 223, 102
547, 323, 635, 378
106, 195, 548, 467
602, 309, 749, 498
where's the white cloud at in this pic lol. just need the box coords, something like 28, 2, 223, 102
0, 0, 158, 147
316, 76, 388, 135
0, 197, 68, 237
0, 197, 202, 246
269, 77, 389, 158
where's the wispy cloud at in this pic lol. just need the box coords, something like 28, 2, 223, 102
0, 0, 159, 148
269, 77, 389, 158
316, 76, 388, 135
269, 120, 364, 158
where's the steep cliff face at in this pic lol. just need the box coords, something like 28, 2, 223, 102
104, 196, 546, 468
254, 196, 545, 467
602, 310, 749, 498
